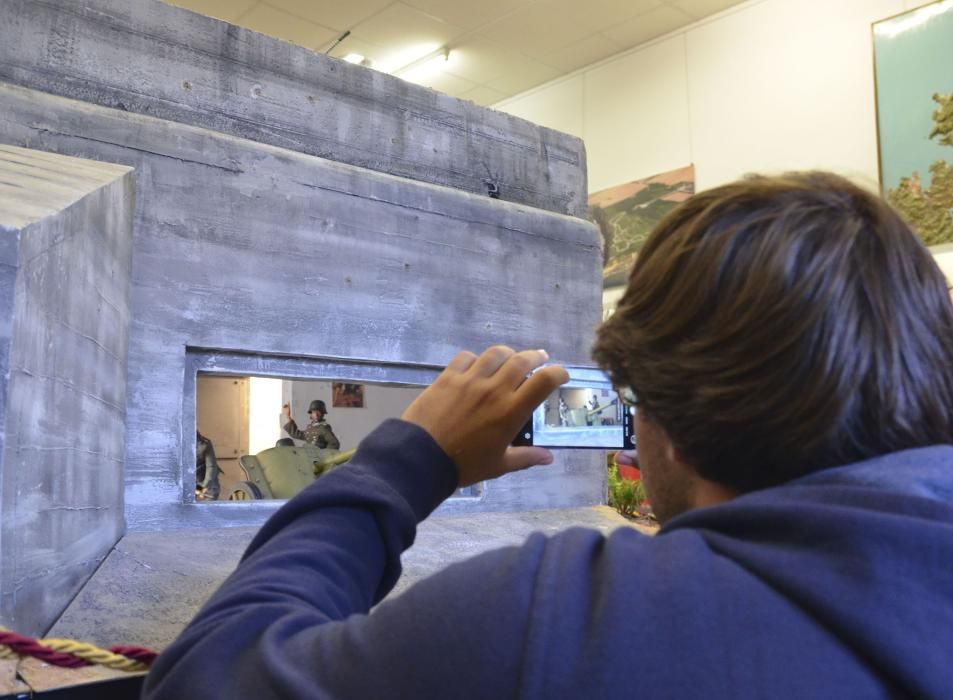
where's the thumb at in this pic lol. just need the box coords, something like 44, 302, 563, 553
501, 446, 555, 473
615, 450, 637, 467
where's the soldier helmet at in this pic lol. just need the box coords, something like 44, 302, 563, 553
308, 400, 328, 415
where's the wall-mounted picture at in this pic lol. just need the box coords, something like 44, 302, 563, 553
590, 165, 695, 318
874, 0, 953, 245
332, 382, 365, 408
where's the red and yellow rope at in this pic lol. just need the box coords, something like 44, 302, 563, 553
0, 626, 156, 672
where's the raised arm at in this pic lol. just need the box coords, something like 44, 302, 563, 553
281, 403, 307, 441
142, 347, 567, 698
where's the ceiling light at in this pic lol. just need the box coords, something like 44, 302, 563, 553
394, 47, 452, 85
376, 43, 444, 75
342, 53, 365, 64
395, 47, 450, 75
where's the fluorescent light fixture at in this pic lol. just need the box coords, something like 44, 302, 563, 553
394, 47, 452, 85
395, 46, 450, 75
376, 43, 447, 75
342, 53, 365, 64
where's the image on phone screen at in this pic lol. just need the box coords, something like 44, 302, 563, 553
513, 367, 635, 450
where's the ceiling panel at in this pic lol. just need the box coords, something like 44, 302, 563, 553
236, 3, 339, 49
458, 85, 512, 107
166, 0, 257, 23
262, 0, 393, 31
603, 5, 695, 49
672, 0, 748, 20
552, 0, 664, 36
402, 0, 532, 34
541, 33, 625, 74
475, 1, 590, 61
485, 58, 562, 95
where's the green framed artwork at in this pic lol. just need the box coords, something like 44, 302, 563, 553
873, 0, 953, 245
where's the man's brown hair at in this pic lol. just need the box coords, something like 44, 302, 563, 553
593, 171, 953, 493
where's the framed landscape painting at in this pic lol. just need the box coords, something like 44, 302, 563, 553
589, 165, 695, 318
874, 0, 953, 245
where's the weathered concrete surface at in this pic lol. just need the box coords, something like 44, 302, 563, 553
49, 507, 653, 651
0, 145, 134, 636
0, 82, 605, 532
0, 0, 588, 218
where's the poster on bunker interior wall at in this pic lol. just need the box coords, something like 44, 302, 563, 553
874, 0, 953, 247
589, 165, 695, 319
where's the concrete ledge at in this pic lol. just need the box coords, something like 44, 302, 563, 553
0, 144, 134, 635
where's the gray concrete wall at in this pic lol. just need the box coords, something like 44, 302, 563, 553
0, 145, 134, 636
0, 83, 606, 532
0, 0, 588, 218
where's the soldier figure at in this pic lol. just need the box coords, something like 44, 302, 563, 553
282, 400, 341, 450
586, 395, 600, 426
196, 431, 221, 501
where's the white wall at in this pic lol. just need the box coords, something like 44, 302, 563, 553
248, 377, 283, 455
285, 380, 423, 451
497, 0, 923, 194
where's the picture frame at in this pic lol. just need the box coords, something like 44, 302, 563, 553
331, 382, 365, 408
873, 0, 953, 246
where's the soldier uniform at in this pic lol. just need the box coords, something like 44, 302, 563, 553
196, 431, 221, 500
283, 400, 341, 450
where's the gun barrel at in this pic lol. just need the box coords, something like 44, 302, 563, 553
314, 447, 357, 474
585, 398, 618, 419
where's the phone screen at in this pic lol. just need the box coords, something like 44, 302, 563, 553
512, 367, 636, 450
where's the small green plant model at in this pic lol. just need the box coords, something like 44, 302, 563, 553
607, 464, 646, 517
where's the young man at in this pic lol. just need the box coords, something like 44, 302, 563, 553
281, 399, 340, 450
144, 172, 953, 698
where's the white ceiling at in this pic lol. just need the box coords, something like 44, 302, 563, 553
167, 0, 747, 105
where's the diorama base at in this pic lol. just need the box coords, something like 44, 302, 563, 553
50, 507, 651, 652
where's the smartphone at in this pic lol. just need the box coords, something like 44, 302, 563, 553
512, 366, 636, 450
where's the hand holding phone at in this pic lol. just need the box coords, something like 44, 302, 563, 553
401, 346, 569, 486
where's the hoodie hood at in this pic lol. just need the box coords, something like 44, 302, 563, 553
664, 445, 953, 697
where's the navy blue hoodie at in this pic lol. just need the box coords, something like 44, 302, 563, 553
143, 419, 953, 698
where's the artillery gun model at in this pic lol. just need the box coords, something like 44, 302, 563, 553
228, 445, 356, 500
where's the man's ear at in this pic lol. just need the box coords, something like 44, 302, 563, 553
654, 420, 694, 474
665, 439, 678, 463
669, 443, 694, 471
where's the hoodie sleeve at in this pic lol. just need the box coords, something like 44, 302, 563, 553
141, 418, 466, 698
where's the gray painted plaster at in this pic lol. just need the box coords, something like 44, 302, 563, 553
0, 145, 134, 636
0, 83, 606, 534
0, 0, 588, 218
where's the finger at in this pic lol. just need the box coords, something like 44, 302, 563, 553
513, 365, 570, 413
615, 450, 638, 467
501, 446, 555, 473
445, 350, 478, 374
468, 345, 515, 377
494, 349, 551, 388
